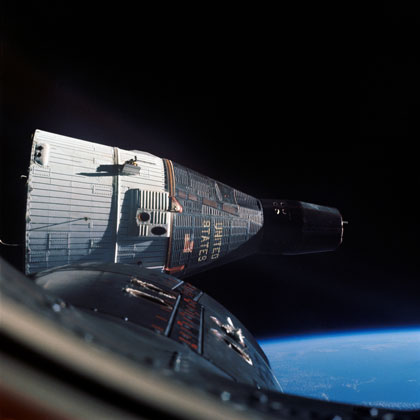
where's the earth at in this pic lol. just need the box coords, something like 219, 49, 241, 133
259, 329, 420, 410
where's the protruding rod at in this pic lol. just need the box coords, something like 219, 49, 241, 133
0, 239, 20, 247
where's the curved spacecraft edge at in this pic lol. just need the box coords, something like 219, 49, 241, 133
1, 258, 419, 420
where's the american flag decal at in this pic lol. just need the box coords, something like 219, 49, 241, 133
183, 234, 194, 253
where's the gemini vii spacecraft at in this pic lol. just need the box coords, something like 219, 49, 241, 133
1, 130, 415, 419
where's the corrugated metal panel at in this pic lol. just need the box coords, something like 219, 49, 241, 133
234, 190, 261, 211
116, 148, 169, 268
26, 131, 115, 274
25, 130, 169, 274
168, 162, 264, 275
139, 190, 169, 210
25, 130, 264, 277
122, 188, 170, 240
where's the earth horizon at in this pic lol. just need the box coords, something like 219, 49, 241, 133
259, 328, 420, 410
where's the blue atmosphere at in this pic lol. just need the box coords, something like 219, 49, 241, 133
259, 328, 420, 410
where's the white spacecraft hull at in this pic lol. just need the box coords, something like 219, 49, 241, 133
26, 130, 170, 274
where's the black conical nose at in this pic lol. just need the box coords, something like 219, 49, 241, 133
259, 200, 343, 255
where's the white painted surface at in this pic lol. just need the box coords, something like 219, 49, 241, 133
25, 130, 169, 274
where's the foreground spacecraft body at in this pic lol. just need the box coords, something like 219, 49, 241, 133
25, 130, 344, 276
5, 259, 415, 419
34, 262, 280, 391
7, 130, 379, 419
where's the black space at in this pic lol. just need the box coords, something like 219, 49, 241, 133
1, 5, 419, 340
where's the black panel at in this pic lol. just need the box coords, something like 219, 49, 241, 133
168, 162, 263, 276
33, 264, 279, 389
169, 283, 202, 352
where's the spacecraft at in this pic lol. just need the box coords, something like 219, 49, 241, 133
1, 130, 415, 419
24, 130, 344, 276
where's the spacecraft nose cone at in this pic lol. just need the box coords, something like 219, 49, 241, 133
259, 199, 344, 255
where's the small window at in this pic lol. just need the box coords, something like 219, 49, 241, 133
138, 212, 150, 222
151, 226, 167, 236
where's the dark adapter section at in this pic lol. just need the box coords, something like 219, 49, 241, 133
259, 200, 344, 255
